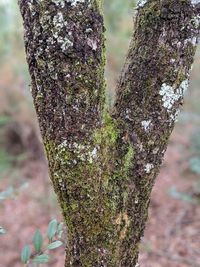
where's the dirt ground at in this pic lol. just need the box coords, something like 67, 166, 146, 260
140, 123, 200, 267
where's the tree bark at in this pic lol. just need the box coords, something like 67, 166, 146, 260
19, 0, 200, 266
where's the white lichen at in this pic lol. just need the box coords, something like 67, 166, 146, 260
176, 41, 182, 49
141, 120, 151, 131
47, 37, 56, 45
170, 58, 176, 64
57, 36, 73, 52
153, 147, 159, 155
170, 109, 180, 122
66, 0, 86, 6
158, 28, 167, 44
125, 109, 133, 121
52, 0, 65, 8
138, 143, 144, 152
53, 12, 67, 29
39, 11, 51, 29
159, 80, 189, 112
135, 196, 139, 204
51, 12, 73, 52
56, 141, 98, 164
28, 0, 36, 14
91, 147, 97, 158
191, 0, 200, 6
85, 28, 93, 33
53, 32, 58, 39
87, 38, 98, 51
184, 36, 197, 47
137, 0, 148, 8
145, 163, 153, 174
191, 15, 200, 29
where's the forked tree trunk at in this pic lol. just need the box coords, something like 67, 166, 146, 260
19, 0, 200, 266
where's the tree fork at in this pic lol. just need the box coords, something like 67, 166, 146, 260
19, 0, 200, 266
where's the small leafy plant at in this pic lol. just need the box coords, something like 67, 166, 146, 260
21, 219, 64, 266
0, 225, 6, 235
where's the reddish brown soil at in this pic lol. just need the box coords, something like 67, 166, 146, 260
140, 123, 200, 267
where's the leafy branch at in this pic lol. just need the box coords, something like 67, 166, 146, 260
21, 219, 65, 266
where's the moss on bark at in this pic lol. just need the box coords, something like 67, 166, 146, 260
19, 0, 200, 266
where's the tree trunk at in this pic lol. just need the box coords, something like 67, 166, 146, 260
19, 0, 200, 266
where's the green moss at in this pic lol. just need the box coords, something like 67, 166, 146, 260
124, 145, 135, 172
43, 111, 137, 265
36, 93, 44, 100
138, 0, 160, 30
95, 0, 103, 13
175, 71, 187, 87
43, 113, 139, 266
94, 111, 119, 145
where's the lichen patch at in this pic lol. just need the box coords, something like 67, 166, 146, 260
191, 0, 200, 6
52, 0, 65, 8
87, 38, 98, 51
141, 120, 151, 131
137, 0, 148, 8
56, 140, 99, 165
184, 36, 197, 47
67, 0, 87, 6
159, 80, 189, 112
145, 163, 153, 174
170, 109, 180, 123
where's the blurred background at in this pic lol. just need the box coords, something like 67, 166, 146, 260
0, 0, 200, 266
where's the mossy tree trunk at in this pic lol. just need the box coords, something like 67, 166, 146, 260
19, 0, 200, 266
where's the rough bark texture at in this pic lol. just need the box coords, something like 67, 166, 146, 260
19, 0, 200, 266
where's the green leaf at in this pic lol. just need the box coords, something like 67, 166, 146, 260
0, 150, 13, 174
57, 222, 64, 238
21, 245, 31, 264
0, 115, 11, 126
57, 222, 64, 232
189, 157, 200, 175
47, 240, 63, 250
32, 254, 49, 264
47, 219, 57, 240
0, 187, 14, 201
0, 226, 6, 235
169, 186, 196, 204
32, 230, 43, 253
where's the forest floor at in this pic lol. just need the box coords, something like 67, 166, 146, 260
139, 122, 200, 267
0, 117, 200, 267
